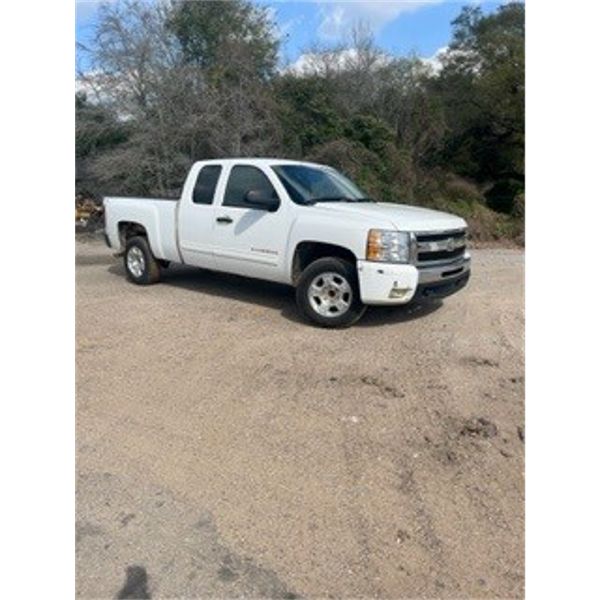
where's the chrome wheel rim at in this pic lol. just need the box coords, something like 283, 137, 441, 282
127, 246, 146, 278
308, 271, 353, 318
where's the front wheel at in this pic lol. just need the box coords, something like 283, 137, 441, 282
296, 257, 366, 328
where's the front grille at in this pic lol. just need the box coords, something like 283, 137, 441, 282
416, 230, 466, 243
415, 229, 467, 266
418, 247, 465, 262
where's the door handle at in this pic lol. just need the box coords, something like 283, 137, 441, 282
216, 216, 233, 224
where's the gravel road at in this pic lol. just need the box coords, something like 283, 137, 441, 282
76, 238, 524, 599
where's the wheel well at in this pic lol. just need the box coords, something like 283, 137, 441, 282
292, 241, 357, 283
118, 221, 148, 248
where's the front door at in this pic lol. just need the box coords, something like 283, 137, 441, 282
212, 164, 289, 283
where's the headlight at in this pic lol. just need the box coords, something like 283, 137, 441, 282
366, 229, 412, 263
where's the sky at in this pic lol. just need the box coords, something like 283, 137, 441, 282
76, 0, 506, 71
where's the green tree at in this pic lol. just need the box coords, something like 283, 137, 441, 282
275, 75, 344, 155
75, 92, 129, 159
76, 92, 130, 197
435, 2, 524, 211
167, 0, 278, 78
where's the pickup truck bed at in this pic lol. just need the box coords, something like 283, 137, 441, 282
104, 197, 182, 263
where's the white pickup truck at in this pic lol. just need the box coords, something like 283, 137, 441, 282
104, 158, 470, 327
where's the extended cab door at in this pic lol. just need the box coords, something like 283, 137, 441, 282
177, 163, 224, 269
212, 163, 290, 283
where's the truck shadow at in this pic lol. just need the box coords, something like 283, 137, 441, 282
107, 263, 443, 327
359, 299, 443, 327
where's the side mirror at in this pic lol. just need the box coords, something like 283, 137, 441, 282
244, 189, 280, 212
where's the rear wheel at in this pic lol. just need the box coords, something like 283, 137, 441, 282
124, 236, 161, 285
296, 257, 366, 328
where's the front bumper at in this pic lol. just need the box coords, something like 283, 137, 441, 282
357, 254, 471, 305
414, 269, 470, 300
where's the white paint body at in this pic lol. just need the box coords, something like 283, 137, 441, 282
104, 159, 469, 305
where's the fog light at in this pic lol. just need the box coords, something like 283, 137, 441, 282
389, 286, 410, 299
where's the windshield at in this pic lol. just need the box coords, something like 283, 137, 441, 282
271, 164, 371, 205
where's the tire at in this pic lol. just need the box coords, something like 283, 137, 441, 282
124, 236, 161, 285
296, 257, 366, 328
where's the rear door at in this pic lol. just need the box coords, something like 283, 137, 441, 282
212, 163, 290, 282
178, 163, 223, 269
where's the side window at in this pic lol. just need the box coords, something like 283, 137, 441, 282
193, 165, 222, 205
223, 166, 279, 209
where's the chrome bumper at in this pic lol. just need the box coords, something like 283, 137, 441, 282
417, 253, 471, 284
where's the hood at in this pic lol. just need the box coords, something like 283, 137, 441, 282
312, 202, 467, 232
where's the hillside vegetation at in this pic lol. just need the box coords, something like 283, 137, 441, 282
76, 0, 524, 243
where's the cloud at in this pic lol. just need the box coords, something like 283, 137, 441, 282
284, 44, 451, 77
76, 70, 116, 105
421, 45, 448, 74
316, 0, 444, 40
285, 47, 391, 75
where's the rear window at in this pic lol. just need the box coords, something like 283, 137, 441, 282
193, 165, 222, 205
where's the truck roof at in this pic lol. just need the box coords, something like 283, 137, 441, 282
193, 158, 327, 169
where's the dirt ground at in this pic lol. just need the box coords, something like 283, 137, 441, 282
76, 238, 524, 599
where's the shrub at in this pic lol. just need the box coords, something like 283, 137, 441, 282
512, 192, 525, 219
485, 179, 524, 214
